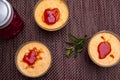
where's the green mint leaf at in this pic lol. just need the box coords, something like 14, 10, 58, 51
65, 42, 76, 46
74, 45, 83, 58
65, 48, 73, 57
69, 34, 79, 42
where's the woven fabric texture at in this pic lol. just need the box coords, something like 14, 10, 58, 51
0, 0, 120, 80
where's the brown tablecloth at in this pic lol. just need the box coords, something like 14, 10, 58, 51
0, 0, 120, 80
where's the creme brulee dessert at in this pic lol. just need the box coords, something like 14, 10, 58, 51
15, 41, 52, 77
88, 31, 120, 67
34, 0, 69, 31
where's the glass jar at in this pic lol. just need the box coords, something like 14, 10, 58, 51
0, 0, 24, 39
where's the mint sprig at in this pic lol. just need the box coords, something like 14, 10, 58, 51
65, 34, 88, 58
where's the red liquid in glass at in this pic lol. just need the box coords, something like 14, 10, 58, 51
0, 9, 24, 39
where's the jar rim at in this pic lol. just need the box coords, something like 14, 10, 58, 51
0, 0, 13, 29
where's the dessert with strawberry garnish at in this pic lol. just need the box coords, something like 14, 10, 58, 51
34, 0, 69, 31
88, 31, 120, 67
15, 41, 52, 77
